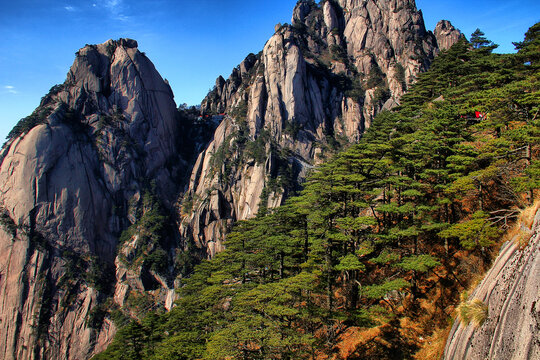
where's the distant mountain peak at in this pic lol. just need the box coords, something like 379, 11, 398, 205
434, 19, 464, 51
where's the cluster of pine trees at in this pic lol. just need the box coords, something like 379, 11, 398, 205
94, 23, 539, 359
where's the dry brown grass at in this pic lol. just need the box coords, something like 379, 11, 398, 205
413, 324, 453, 360
331, 326, 382, 360
521, 200, 540, 229
515, 228, 534, 249
457, 298, 488, 328
504, 200, 540, 248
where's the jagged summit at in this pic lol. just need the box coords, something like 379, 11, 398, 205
184, 0, 462, 255
79, 38, 139, 54
435, 20, 465, 51
0, 37, 184, 360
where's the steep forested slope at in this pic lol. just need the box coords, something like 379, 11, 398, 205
95, 23, 540, 360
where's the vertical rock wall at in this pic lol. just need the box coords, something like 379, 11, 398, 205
0, 39, 183, 360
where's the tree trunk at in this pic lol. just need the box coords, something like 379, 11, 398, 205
326, 246, 333, 310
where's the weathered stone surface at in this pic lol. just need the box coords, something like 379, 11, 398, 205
435, 20, 464, 51
339, 0, 438, 98
443, 209, 540, 360
182, 0, 445, 254
292, 0, 313, 25
0, 38, 183, 360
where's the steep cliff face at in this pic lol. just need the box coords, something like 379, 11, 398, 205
0, 39, 192, 360
183, 0, 460, 255
443, 207, 540, 360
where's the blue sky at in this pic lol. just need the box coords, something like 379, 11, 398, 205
1, 0, 538, 141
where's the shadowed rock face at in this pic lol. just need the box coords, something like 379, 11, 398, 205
183, 0, 460, 256
443, 209, 540, 360
0, 38, 185, 360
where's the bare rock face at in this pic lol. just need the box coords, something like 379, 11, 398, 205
185, 0, 444, 254
338, 0, 438, 100
0, 39, 185, 360
435, 20, 464, 51
443, 209, 540, 360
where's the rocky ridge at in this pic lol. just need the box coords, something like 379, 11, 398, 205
434, 20, 464, 51
182, 0, 461, 255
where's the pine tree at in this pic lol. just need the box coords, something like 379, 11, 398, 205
470, 28, 497, 49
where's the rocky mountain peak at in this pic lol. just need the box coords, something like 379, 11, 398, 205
434, 20, 464, 51
0, 38, 186, 360
292, 0, 316, 25
78, 38, 139, 57
183, 0, 452, 257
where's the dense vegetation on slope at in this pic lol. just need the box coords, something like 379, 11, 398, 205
95, 24, 539, 360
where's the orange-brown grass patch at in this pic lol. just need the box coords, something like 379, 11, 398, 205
508, 200, 540, 248
399, 317, 424, 347
414, 324, 453, 360
331, 326, 383, 360
515, 228, 534, 249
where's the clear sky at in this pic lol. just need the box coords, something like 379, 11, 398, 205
1, 0, 538, 141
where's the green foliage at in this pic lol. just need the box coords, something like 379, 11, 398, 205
336, 253, 365, 272
7, 107, 51, 140
117, 192, 172, 277
85, 256, 114, 293
245, 129, 270, 163
93, 312, 165, 360
110, 306, 131, 328
0, 207, 17, 237
458, 298, 489, 328
371, 250, 400, 265
513, 22, 540, 70
284, 119, 302, 138
86, 304, 108, 329
396, 255, 441, 273
229, 98, 248, 120
145, 248, 169, 274
367, 63, 386, 88
470, 28, 497, 50
439, 211, 501, 250
175, 243, 196, 277
363, 279, 410, 299
330, 44, 348, 62
5, 84, 65, 140
208, 119, 257, 184
394, 63, 407, 90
